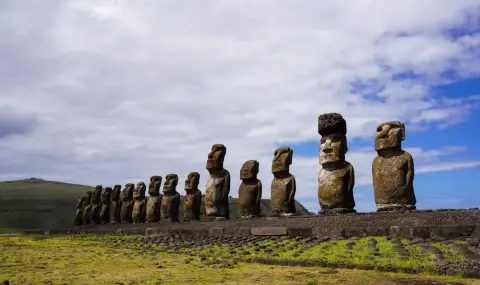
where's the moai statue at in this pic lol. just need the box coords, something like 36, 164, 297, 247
205, 144, 231, 220
132, 182, 147, 224
184, 172, 202, 221
99, 187, 112, 224
238, 160, 262, 218
373, 121, 416, 211
146, 176, 162, 223
270, 147, 296, 216
89, 185, 103, 224
74, 197, 83, 226
317, 113, 356, 214
160, 174, 181, 222
110, 184, 122, 224
120, 183, 134, 223
81, 191, 92, 224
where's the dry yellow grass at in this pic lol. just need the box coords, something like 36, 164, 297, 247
0, 235, 479, 285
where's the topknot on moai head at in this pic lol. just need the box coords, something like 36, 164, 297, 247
240, 160, 260, 180
272, 147, 293, 174
163, 174, 179, 193
207, 144, 227, 170
148, 175, 162, 195
185, 172, 200, 190
375, 121, 406, 151
318, 113, 347, 136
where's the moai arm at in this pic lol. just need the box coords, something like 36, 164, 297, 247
256, 180, 263, 206
223, 172, 231, 200
407, 153, 414, 188
289, 176, 296, 203
348, 165, 355, 195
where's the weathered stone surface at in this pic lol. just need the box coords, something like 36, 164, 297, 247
389, 226, 412, 239
472, 224, 480, 238
270, 147, 296, 216
146, 176, 162, 223
74, 197, 83, 226
288, 227, 312, 237
183, 172, 202, 221
205, 144, 230, 219
431, 225, 475, 239
238, 160, 262, 218
99, 187, 112, 224
208, 227, 225, 238
364, 227, 389, 237
317, 113, 355, 213
109, 185, 122, 224
81, 191, 92, 225
90, 185, 102, 224
342, 227, 366, 238
120, 183, 134, 223
411, 226, 430, 238
251, 227, 288, 236
313, 226, 343, 238
160, 174, 181, 222
132, 182, 147, 224
373, 121, 416, 212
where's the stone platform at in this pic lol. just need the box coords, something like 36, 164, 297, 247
28, 208, 480, 240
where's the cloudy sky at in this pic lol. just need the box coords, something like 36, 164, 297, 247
1, 0, 480, 212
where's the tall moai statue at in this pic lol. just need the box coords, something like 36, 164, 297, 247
82, 191, 92, 224
74, 197, 83, 226
90, 185, 103, 224
146, 176, 162, 223
317, 113, 356, 214
99, 187, 112, 224
160, 174, 181, 222
271, 147, 296, 216
110, 185, 122, 224
120, 183, 134, 223
132, 182, 147, 224
205, 144, 231, 220
373, 121, 416, 211
238, 160, 262, 218
184, 172, 202, 221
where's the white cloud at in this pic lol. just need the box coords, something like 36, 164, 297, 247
0, 0, 479, 212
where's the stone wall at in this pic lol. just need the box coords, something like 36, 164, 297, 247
28, 208, 480, 240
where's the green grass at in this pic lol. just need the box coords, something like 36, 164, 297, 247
0, 178, 311, 231
1, 234, 479, 285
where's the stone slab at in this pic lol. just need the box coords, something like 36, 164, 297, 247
251, 227, 288, 236
208, 228, 224, 238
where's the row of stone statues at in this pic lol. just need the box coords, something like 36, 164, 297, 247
75, 112, 417, 225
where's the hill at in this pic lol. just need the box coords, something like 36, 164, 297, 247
0, 179, 312, 232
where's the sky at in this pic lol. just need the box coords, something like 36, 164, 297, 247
0, 0, 479, 213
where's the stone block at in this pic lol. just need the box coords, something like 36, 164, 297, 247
237, 227, 251, 237
389, 226, 412, 239
251, 227, 288, 236
313, 227, 343, 238
342, 227, 366, 238
145, 228, 158, 235
433, 225, 475, 239
412, 226, 430, 238
364, 227, 389, 236
223, 227, 240, 237
208, 227, 224, 238
471, 225, 480, 238
287, 227, 312, 237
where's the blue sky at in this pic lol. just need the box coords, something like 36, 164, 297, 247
0, 1, 480, 213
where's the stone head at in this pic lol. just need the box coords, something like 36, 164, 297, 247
84, 191, 92, 204
76, 197, 83, 208
240, 160, 259, 180
163, 174, 178, 194
92, 185, 102, 202
122, 183, 134, 200
112, 185, 121, 200
375, 121, 405, 151
272, 147, 293, 174
101, 187, 112, 202
319, 133, 348, 165
148, 175, 162, 195
206, 144, 226, 171
133, 182, 146, 199
185, 172, 200, 191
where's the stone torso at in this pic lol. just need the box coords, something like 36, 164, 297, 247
99, 202, 110, 224
238, 180, 261, 215
146, 196, 161, 223
160, 193, 180, 221
82, 204, 91, 224
110, 200, 121, 223
184, 190, 202, 220
205, 170, 230, 217
318, 163, 354, 210
373, 151, 415, 206
270, 175, 296, 214
132, 198, 146, 224
120, 199, 134, 223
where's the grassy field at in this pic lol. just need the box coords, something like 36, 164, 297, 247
1, 234, 479, 285
0, 178, 311, 231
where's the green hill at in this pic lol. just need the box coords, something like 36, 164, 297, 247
0, 179, 312, 232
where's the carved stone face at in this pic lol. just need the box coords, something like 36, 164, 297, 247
319, 133, 347, 165
101, 187, 112, 202
148, 176, 162, 195
112, 185, 121, 200
375, 121, 405, 151
240, 160, 259, 180
133, 182, 146, 198
122, 183, 134, 200
163, 174, 178, 193
206, 144, 226, 171
84, 191, 92, 204
92, 185, 102, 202
76, 197, 83, 208
185, 172, 200, 191
272, 147, 293, 173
